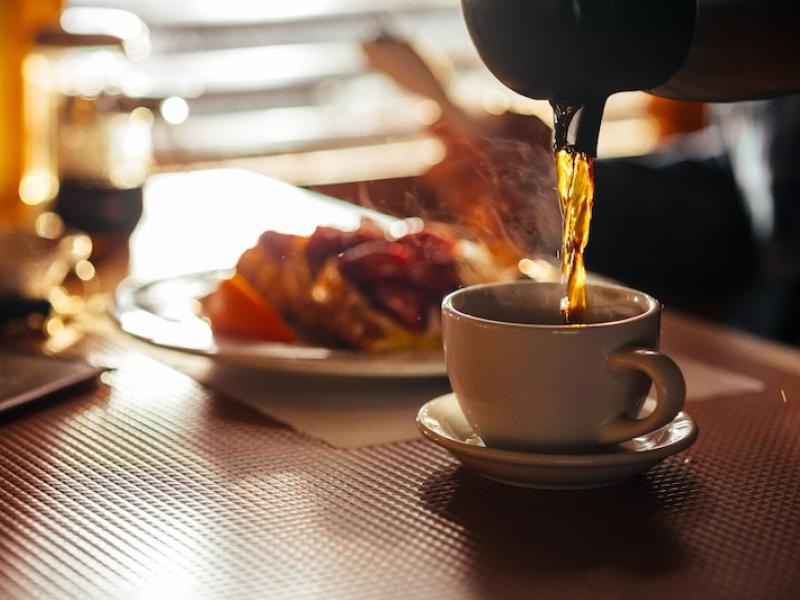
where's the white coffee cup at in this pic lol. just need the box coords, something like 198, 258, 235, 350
442, 280, 685, 452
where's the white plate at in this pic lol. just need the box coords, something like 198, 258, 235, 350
417, 393, 698, 489
113, 270, 447, 378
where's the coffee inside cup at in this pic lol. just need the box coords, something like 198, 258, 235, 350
448, 281, 655, 326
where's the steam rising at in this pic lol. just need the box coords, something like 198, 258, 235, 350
357, 113, 562, 266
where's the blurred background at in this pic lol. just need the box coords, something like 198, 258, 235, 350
3, 0, 703, 204
1, 0, 711, 343
56, 0, 699, 175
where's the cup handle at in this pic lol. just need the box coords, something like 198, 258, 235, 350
598, 348, 686, 445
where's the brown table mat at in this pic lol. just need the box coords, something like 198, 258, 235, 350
1, 329, 799, 599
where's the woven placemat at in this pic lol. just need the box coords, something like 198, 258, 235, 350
0, 334, 798, 599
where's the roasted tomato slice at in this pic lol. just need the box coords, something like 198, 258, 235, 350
305, 223, 384, 273
371, 281, 428, 331
336, 229, 461, 329
204, 274, 297, 342
257, 231, 304, 261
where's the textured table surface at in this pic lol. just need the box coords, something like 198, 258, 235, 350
1, 313, 799, 600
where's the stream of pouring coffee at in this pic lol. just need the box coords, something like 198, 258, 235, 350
552, 102, 595, 323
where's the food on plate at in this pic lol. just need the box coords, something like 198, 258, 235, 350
205, 220, 519, 351
202, 273, 297, 342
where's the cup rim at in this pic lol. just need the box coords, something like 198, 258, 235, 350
442, 280, 661, 330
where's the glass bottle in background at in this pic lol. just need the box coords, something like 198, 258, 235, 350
22, 8, 153, 256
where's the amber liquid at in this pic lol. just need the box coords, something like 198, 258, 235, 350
552, 104, 596, 323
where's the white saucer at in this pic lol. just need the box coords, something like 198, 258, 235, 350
416, 393, 698, 490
